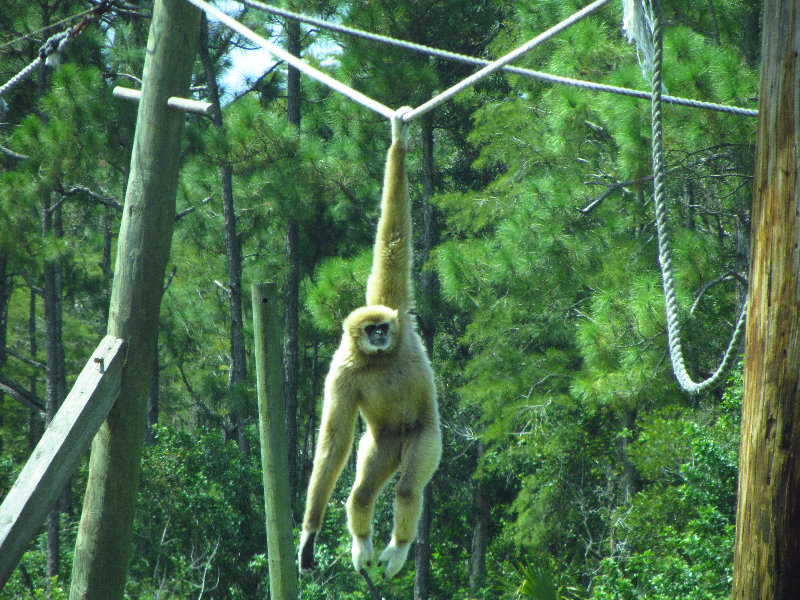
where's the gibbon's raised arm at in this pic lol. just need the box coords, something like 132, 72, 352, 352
365, 113, 412, 311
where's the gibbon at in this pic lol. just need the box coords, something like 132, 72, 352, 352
298, 110, 441, 579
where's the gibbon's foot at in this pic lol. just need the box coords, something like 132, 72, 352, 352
298, 530, 317, 573
351, 534, 374, 571
377, 541, 411, 578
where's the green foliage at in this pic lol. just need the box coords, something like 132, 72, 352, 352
303, 250, 372, 334
589, 368, 742, 600
0, 0, 762, 598
129, 426, 265, 599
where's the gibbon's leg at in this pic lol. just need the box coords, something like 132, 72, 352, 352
299, 390, 359, 572
379, 423, 442, 578
347, 428, 402, 570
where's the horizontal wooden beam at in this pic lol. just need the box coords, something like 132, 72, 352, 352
113, 85, 213, 115
0, 335, 125, 589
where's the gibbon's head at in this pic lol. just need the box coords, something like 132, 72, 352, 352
344, 305, 400, 355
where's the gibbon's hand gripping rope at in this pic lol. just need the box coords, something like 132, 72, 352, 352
241, 0, 756, 118
184, 0, 612, 123
647, 0, 747, 394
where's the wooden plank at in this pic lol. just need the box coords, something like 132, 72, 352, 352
0, 335, 125, 589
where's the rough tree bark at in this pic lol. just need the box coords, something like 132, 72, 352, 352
69, 2, 200, 598
732, 1, 800, 598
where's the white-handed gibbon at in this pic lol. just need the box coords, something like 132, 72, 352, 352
298, 109, 441, 579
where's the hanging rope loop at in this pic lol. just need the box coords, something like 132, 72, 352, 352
647, 0, 747, 394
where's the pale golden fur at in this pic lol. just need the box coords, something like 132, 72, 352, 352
299, 113, 441, 579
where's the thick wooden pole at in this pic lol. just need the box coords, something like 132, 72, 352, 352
251, 283, 298, 600
69, 2, 200, 599
732, 1, 800, 598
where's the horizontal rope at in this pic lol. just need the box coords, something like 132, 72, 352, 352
402, 0, 613, 121
241, 0, 756, 117
191, 0, 622, 123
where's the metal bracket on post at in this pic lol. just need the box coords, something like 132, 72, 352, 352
112, 85, 213, 115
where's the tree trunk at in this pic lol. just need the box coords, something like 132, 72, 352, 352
742, 2, 761, 68
69, 2, 200, 598
469, 441, 489, 595
414, 485, 433, 600
43, 198, 67, 585
146, 346, 159, 446
284, 15, 302, 500
732, 2, 800, 598
0, 256, 11, 418
198, 16, 248, 453
28, 289, 43, 451
414, 110, 437, 600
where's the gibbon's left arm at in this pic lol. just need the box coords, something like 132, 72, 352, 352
298, 369, 359, 572
365, 110, 413, 311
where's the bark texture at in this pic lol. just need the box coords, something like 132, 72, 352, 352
732, 2, 800, 598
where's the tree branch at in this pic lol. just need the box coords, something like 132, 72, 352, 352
175, 195, 214, 221
0, 143, 28, 160
60, 185, 124, 212
6, 347, 46, 371
0, 375, 45, 413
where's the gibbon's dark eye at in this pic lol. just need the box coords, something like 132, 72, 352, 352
365, 323, 390, 347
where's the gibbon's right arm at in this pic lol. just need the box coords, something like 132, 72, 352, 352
365, 109, 413, 311
299, 371, 359, 572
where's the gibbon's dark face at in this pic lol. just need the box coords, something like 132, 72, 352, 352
364, 322, 391, 350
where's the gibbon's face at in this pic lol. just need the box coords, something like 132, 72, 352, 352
345, 306, 400, 355
362, 321, 392, 352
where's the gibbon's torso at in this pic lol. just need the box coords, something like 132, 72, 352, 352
328, 313, 437, 433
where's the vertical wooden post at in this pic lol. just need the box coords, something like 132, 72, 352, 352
69, 2, 200, 599
732, 1, 800, 598
252, 283, 298, 600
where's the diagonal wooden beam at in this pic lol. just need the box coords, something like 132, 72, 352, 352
0, 335, 125, 589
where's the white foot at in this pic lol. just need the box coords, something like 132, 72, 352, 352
351, 535, 374, 572
378, 541, 411, 578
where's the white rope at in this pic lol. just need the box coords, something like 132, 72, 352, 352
648, 0, 746, 394
190, 0, 614, 122
0, 31, 69, 98
0, 2, 114, 99
401, 0, 613, 122
241, 0, 756, 117
184, 0, 396, 119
